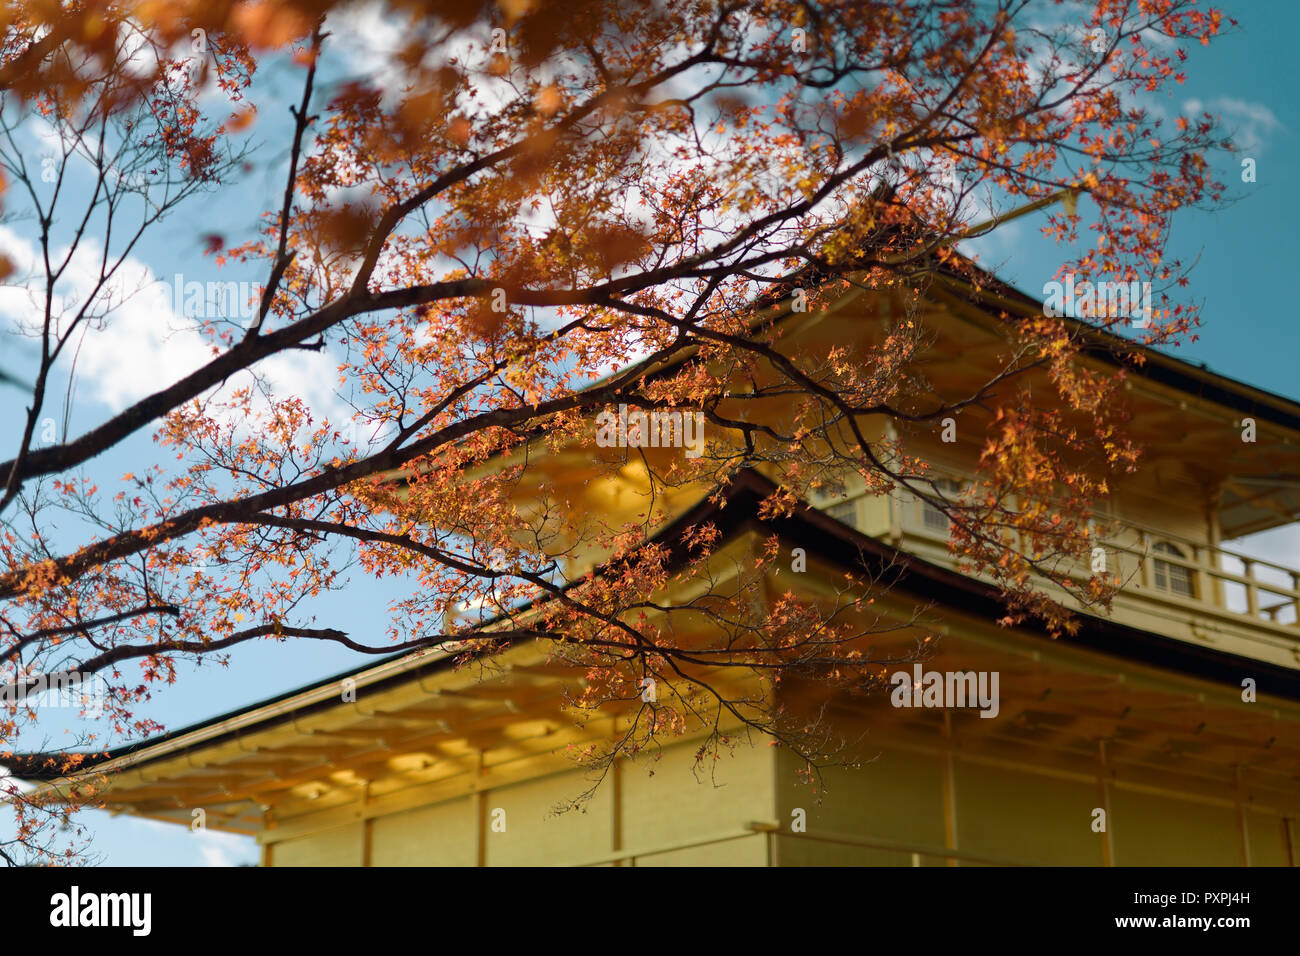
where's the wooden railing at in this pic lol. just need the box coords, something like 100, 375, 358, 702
1100, 523, 1300, 626
841, 492, 1300, 630
572, 821, 1039, 867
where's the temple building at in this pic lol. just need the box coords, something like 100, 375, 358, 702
9, 262, 1300, 866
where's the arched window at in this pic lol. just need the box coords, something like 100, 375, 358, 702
920, 478, 962, 533
1152, 541, 1195, 598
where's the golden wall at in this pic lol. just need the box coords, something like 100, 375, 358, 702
262, 710, 1297, 866
264, 736, 777, 867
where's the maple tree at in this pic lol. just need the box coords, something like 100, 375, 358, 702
0, 0, 1232, 863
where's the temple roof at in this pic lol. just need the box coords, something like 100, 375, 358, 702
7, 469, 1299, 810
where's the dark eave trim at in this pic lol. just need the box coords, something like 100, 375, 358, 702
10, 467, 1299, 780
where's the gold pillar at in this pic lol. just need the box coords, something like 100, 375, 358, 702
941, 712, 959, 866
1097, 740, 1115, 867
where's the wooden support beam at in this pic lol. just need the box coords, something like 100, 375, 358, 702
941, 711, 959, 867
1098, 740, 1116, 867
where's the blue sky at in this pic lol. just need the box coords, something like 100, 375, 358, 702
1, 0, 1296, 866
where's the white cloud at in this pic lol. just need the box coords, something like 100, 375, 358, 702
120, 815, 258, 865
0, 764, 34, 795
1227, 523, 1300, 571
325, 2, 411, 100
194, 826, 256, 867
958, 217, 1026, 273
0, 225, 352, 438
1183, 97, 1283, 154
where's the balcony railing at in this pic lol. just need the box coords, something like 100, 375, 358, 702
1100, 523, 1300, 627
826, 491, 1300, 632
571, 821, 1038, 867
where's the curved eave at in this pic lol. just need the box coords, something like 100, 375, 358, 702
11, 468, 1300, 791
389, 252, 1300, 541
